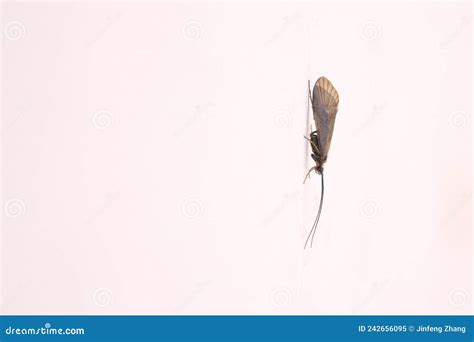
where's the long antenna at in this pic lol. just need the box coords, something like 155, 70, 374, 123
304, 171, 324, 249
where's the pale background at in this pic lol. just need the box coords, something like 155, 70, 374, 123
1, 1, 472, 314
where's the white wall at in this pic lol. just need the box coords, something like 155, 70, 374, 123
1, 1, 471, 314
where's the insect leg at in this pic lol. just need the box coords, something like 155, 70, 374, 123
303, 166, 317, 184
308, 80, 313, 103
303, 135, 319, 153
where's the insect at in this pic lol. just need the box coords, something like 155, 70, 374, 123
304, 77, 340, 249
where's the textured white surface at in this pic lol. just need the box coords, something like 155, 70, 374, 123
1, 1, 471, 314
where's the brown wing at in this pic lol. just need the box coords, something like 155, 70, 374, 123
312, 76, 339, 161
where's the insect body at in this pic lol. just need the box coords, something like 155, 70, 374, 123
304, 77, 339, 249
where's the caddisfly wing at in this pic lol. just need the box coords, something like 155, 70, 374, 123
312, 77, 339, 161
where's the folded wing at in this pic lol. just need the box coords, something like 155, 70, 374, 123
312, 76, 339, 161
